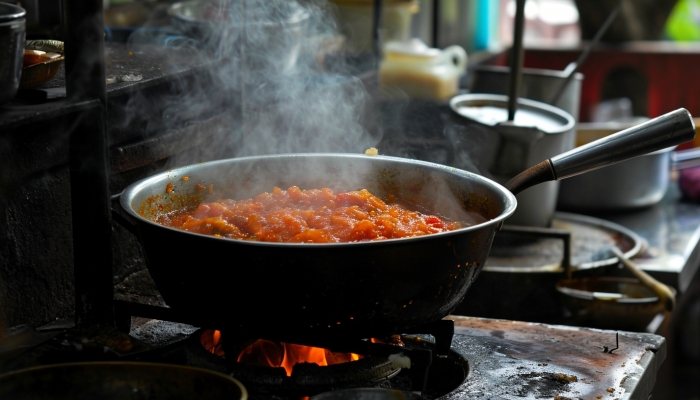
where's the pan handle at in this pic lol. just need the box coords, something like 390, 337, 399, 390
506, 108, 696, 195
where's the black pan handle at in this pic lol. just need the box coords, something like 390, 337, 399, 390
506, 108, 696, 195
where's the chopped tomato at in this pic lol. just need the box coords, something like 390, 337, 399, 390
155, 187, 461, 243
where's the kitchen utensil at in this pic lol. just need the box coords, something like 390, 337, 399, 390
168, 0, 310, 75
575, 0, 676, 42
506, 0, 526, 121
555, 276, 674, 332
557, 124, 700, 212
0, 362, 248, 400
19, 50, 64, 89
379, 39, 467, 100
556, 245, 675, 332
548, 1, 621, 106
0, 2, 26, 106
611, 246, 675, 312
116, 108, 694, 343
450, 93, 575, 227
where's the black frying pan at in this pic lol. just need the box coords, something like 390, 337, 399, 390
118, 109, 694, 343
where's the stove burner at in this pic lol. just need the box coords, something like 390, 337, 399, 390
186, 329, 400, 397
486, 212, 644, 271
183, 330, 469, 399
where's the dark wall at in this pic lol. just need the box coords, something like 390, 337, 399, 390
0, 118, 75, 329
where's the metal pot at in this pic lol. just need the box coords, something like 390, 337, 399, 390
0, 362, 248, 400
0, 3, 26, 106
558, 124, 700, 212
450, 93, 576, 227
117, 109, 694, 343
168, 0, 311, 76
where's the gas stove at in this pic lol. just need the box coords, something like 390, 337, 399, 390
0, 315, 664, 400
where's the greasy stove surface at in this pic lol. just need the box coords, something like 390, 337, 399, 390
0, 316, 665, 400
447, 316, 665, 400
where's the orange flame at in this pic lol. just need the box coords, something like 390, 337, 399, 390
202, 330, 362, 376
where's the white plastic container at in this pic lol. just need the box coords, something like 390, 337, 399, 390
379, 39, 467, 100
330, 0, 418, 54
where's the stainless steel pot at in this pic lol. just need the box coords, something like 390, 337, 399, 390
0, 3, 25, 106
450, 93, 576, 227
558, 124, 700, 212
168, 0, 311, 76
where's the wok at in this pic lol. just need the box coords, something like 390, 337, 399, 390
118, 109, 694, 343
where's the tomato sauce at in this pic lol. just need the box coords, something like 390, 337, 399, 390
155, 186, 463, 243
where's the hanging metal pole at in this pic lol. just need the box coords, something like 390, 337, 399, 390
432, 0, 440, 47
372, 0, 383, 68
507, 0, 526, 121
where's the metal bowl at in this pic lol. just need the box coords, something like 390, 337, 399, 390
0, 2, 26, 106
0, 362, 248, 400
556, 276, 673, 331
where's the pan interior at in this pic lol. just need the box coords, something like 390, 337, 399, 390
125, 154, 516, 234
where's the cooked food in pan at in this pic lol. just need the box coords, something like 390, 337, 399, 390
155, 186, 464, 243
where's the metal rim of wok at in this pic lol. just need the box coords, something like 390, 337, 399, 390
120, 153, 518, 247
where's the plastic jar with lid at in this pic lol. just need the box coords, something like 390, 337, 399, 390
379, 38, 467, 100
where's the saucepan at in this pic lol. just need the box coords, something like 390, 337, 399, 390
115, 109, 694, 344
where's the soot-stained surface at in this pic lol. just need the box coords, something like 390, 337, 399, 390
442, 316, 665, 400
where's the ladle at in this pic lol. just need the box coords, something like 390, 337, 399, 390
549, 1, 622, 106
610, 247, 675, 313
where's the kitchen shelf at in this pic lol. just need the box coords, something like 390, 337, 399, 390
0, 42, 219, 132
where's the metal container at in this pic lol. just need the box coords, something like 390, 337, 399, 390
450, 93, 576, 227
556, 277, 675, 331
558, 123, 700, 212
168, 0, 311, 76
0, 3, 26, 106
0, 362, 248, 400
468, 65, 583, 120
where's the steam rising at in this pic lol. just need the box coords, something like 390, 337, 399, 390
121, 0, 378, 163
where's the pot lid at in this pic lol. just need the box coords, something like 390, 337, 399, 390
450, 93, 575, 135
0, 3, 26, 22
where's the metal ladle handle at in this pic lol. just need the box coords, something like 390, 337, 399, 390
506, 108, 696, 195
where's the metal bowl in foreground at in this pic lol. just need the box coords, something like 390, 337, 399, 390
0, 362, 248, 400
556, 276, 673, 332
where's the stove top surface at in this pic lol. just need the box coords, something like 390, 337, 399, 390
446, 316, 664, 400
0, 316, 665, 400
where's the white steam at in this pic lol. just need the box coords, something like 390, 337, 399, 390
121, 0, 378, 164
